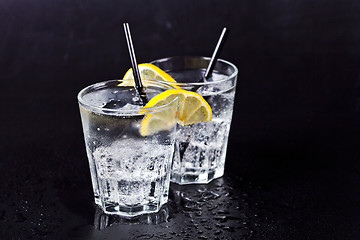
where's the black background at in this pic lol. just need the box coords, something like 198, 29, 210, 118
1, 0, 360, 239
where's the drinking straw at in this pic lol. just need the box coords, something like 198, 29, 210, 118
123, 23, 148, 104
204, 27, 228, 79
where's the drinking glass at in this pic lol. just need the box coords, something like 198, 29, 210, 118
150, 56, 238, 184
78, 80, 179, 217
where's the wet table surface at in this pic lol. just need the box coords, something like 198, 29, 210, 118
1, 144, 360, 239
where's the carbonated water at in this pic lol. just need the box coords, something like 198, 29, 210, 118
169, 71, 236, 184
79, 84, 176, 217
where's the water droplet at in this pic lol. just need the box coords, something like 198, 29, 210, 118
184, 202, 201, 211
136, 234, 154, 239
222, 226, 236, 232
207, 204, 218, 211
156, 233, 172, 239
183, 211, 193, 218
195, 211, 202, 216
198, 235, 208, 239
217, 210, 230, 215
213, 215, 227, 223
181, 192, 193, 202
202, 191, 221, 200
197, 188, 206, 193
214, 230, 223, 235
215, 223, 223, 228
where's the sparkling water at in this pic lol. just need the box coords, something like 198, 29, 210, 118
92, 140, 172, 210
169, 71, 236, 184
79, 83, 176, 217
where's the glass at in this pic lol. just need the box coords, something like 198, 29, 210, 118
78, 80, 179, 217
150, 56, 238, 184
93, 205, 169, 230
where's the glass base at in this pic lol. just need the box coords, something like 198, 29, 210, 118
93, 196, 167, 218
93, 204, 170, 230
97, 201, 165, 218
171, 167, 224, 185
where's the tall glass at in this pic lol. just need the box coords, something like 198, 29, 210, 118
78, 80, 179, 217
150, 56, 238, 185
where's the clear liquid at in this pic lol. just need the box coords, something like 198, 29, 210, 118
79, 86, 174, 216
93, 140, 171, 212
169, 70, 236, 184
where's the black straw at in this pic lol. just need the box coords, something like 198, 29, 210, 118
123, 23, 148, 104
204, 27, 228, 79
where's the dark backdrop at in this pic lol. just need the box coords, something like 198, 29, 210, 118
1, 0, 360, 239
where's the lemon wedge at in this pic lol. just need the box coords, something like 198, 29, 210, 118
140, 89, 212, 136
120, 63, 176, 86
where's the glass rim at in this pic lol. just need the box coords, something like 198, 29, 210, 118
149, 56, 238, 87
77, 79, 178, 115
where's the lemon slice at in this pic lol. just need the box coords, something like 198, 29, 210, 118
140, 89, 212, 136
139, 89, 179, 136
120, 63, 176, 86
